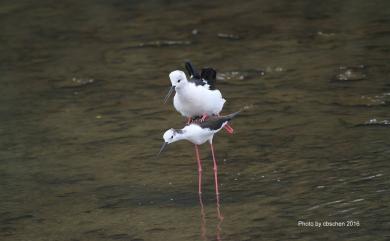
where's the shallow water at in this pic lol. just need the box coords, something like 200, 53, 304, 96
1, 0, 390, 240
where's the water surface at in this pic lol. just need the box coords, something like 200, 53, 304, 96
1, 0, 390, 240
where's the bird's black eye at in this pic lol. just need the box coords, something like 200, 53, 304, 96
171, 135, 174, 139
177, 79, 181, 83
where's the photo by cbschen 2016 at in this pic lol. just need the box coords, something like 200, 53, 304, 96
1, 0, 389, 240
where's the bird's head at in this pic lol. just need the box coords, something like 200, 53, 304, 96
164, 70, 187, 103
158, 128, 183, 156
169, 70, 187, 89
163, 128, 182, 144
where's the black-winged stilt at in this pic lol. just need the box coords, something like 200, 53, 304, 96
164, 61, 234, 133
158, 111, 240, 195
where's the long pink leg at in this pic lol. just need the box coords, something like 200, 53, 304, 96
194, 145, 202, 194
210, 142, 220, 195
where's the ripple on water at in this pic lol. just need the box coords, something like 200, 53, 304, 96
360, 173, 383, 180
306, 198, 365, 214
217, 70, 265, 81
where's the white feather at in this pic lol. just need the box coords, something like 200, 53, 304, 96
169, 70, 226, 117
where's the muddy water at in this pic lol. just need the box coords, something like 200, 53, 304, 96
1, 0, 390, 240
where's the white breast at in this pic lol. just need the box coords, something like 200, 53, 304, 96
173, 83, 226, 117
182, 124, 215, 145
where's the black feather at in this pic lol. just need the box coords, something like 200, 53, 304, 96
198, 111, 240, 131
184, 61, 217, 90
201, 68, 217, 90
185, 61, 201, 79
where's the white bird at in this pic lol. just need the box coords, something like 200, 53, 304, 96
166, 70, 225, 119
164, 61, 234, 133
158, 111, 240, 195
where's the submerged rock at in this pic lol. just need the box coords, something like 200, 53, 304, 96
217, 69, 265, 81
71, 77, 95, 86
331, 65, 367, 82
317, 31, 335, 37
340, 118, 390, 128
56, 77, 97, 89
265, 66, 284, 73
217, 33, 240, 40
356, 118, 390, 127
361, 93, 390, 106
129, 40, 192, 48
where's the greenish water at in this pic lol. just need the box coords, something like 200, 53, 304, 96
1, 0, 390, 240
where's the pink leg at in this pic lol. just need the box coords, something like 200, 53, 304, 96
217, 114, 234, 134
224, 123, 234, 134
194, 145, 202, 194
200, 114, 209, 122
210, 142, 220, 195
186, 117, 192, 124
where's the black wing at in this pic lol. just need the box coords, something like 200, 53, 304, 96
185, 61, 205, 86
185, 61, 201, 79
200, 68, 217, 90
185, 61, 217, 90
198, 111, 240, 131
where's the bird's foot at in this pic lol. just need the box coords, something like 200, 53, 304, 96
186, 117, 192, 125
224, 123, 234, 134
216, 113, 234, 134
200, 114, 209, 122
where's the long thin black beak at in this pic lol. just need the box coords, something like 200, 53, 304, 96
157, 142, 168, 156
163, 86, 175, 104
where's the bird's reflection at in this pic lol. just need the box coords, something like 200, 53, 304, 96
216, 194, 223, 241
199, 194, 207, 240
198, 193, 224, 241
